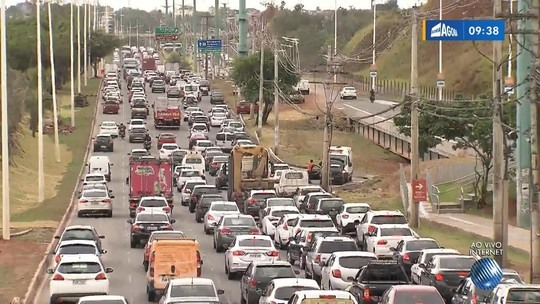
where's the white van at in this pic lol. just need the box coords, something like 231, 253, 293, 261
87, 156, 113, 181
329, 146, 354, 183
184, 84, 200, 100
275, 170, 309, 197
181, 151, 205, 174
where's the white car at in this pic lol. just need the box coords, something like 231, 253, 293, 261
259, 278, 320, 304
320, 251, 377, 290
203, 201, 240, 234
47, 254, 113, 303
136, 196, 171, 216
410, 248, 460, 284
365, 224, 418, 258
128, 119, 146, 131
292, 186, 325, 209
159, 143, 179, 159
190, 123, 209, 137
210, 112, 227, 127
339, 87, 357, 100
336, 203, 371, 235
82, 173, 107, 186
77, 295, 128, 304
175, 169, 205, 190
273, 213, 303, 249
355, 210, 408, 246
224, 235, 279, 279
54, 240, 105, 267
180, 180, 207, 205
280, 214, 336, 249
158, 278, 224, 304
261, 206, 300, 238
99, 121, 119, 137
193, 140, 214, 153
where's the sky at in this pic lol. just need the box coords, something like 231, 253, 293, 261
8, 0, 421, 13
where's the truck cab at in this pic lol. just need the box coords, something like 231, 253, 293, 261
329, 146, 354, 183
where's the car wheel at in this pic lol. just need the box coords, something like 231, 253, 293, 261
196, 216, 202, 223
241, 295, 246, 304
77, 211, 83, 218
107, 211, 113, 218
130, 238, 136, 248
213, 238, 216, 249
147, 286, 156, 302
143, 261, 149, 272
227, 268, 235, 280
49, 297, 57, 304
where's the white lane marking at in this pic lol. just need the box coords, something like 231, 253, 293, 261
336, 107, 344, 110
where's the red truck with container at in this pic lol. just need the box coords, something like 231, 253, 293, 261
128, 156, 174, 217
153, 97, 182, 129
142, 58, 157, 71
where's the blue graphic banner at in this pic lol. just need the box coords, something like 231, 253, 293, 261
422, 19, 505, 41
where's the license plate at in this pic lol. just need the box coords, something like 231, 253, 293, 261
147, 226, 157, 231
101, 146, 106, 148
161, 275, 171, 282
72, 280, 86, 285
91, 201, 100, 205
250, 254, 261, 258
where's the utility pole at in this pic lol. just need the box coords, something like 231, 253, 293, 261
492, 0, 508, 268
201, 14, 212, 80
238, 0, 248, 57
257, 42, 264, 138
529, 0, 540, 282
1, 0, 10, 240
274, 44, 280, 155
409, 5, 419, 228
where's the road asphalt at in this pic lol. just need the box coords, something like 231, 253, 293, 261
34, 77, 304, 304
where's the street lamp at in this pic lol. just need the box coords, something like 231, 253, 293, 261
1, 0, 11, 240
371, 0, 377, 90
438, 0, 444, 100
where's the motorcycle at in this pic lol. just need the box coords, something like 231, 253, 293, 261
119, 128, 126, 139
143, 140, 152, 151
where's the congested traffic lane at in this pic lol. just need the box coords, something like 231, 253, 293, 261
35, 81, 245, 303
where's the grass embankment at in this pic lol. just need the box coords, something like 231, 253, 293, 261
213, 78, 531, 281
0, 78, 100, 302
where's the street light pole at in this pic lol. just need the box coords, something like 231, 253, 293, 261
333, 0, 337, 83
438, 0, 443, 100
83, 0, 88, 86
48, 1, 61, 163
77, 0, 81, 93
36, 0, 45, 203
1, 0, 11, 240
372, 0, 377, 90
70, 0, 75, 126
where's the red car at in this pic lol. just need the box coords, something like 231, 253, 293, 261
156, 133, 176, 149
236, 101, 259, 114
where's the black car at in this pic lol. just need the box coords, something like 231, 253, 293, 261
93, 134, 114, 152
240, 261, 299, 304
391, 238, 440, 276
195, 194, 224, 223
127, 212, 175, 248
287, 229, 340, 269
171, 150, 187, 167
210, 90, 225, 104
189, 185, 221, 213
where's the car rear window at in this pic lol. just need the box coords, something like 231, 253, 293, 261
197, 141, 213, 147
319, 199, 344, 210
300, 219, 334, 228
300, 299, 354, 304
83, 190, 107, 198
86, 176, 105, 182
170, 284, 216, 297
319, 241, 357, 253
201, 196, 223, 206
160, 134, 175, 139
186, 182, 206, 190
362, 265, 408, 281
253, 193, 276, 200
58, 244, 96, 255
339, 256, 376, 269
267, 199, 294, 207
394, 291, 444, 304
137, 214, 169, 222
62, 229, 95, 241
254, 266, 295, 279
371, 215, 407, 225
58, 262, 101, 274
224, 217, 256, 226
185, 158, 203, 164
274, 286, 319, 300
380, 228, 412, 237
211, 204, 238, 212
140, 199, 167, 207
405, 240, 439, 251
181, 171, 200, 177
284, 172, 304, 179
238, 239, 272, 247
272, 210, 299, 218
439, 257, 475, 269
346, 206, 370, 213
216, 133, 232, 141
506, 289, 540, 301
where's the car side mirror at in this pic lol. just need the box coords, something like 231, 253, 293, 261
171, 219, 176, 224
418, 263, 425, 268
389, 247, 396, 251
127, 219, 133, 224
54, 235, 60, 239
109, 190, 113, 193
99, 235, 105, 239
223, 243, 229, 249
294, 270, 301, 275
101, 249, 108, 254
256, 290, 263, 296
354, 220, 360, 225
319, 261, 326, 267
45, 269, 54, 274
110, 195, 115, 199
151, 104, 155, 108
217, 289, 225, 295
105, 267, 114, 273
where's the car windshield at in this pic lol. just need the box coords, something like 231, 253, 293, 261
346, 206, 370, 213
274, 286, 319, 301
224, 218, 256, 227
238, 239, 272, 247
272, 210, 299, 218
319, 200, 344, 210
339, 256, 376, 269
62, 229, 95, 241
439, 257, 475, 269
506, 289, 540, 302
85, 176, 105, 182
83, 190, 107, 198
394, 291, 444, 304
136, 214, 169, 222
58, 244, 96, 255
254, 266, 295, 279
58, 262, 101, 274
79, 300, 125, 304
405, 240, 439, 251
300, 219, 334, 228
212, 204, 238, 212
163, 145, 178, 150
182, 171, 200, 177
140, 199, 167, 207
380, 228, 412, 237
185, 158, 203, 164
319, 241, 357, 253
267, 199, 294, 207
170, 284, 216, 297
371, 215, 408, 225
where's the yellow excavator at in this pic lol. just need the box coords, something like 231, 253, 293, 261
226, 145, 277, 207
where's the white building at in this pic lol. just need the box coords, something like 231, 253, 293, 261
176, 5, 194, 16
100, 6, 115, 34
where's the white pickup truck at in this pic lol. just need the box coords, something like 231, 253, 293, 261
274, 170, 309, 197
295, 79, 310, 95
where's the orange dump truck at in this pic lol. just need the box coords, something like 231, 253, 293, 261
145, 238, 203, 301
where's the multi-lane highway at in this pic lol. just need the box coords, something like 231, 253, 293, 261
34, 73, 300, 304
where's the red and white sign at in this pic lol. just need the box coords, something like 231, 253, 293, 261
412, 179, 427, 202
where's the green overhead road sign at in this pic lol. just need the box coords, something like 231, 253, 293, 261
155, 27, 179, 41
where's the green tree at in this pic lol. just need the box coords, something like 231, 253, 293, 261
166, 52, 191, 69
393, 96, 515, 208
231, 48, 299, 125
89, 31, 120, 77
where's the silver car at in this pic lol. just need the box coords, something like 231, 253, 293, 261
203, 201, 240, 234
77, 189, 115, 218
304, 236, 358, 283
224, 234, 279, 279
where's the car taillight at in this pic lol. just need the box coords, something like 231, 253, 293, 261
79, 199, 88, 204
341, 214, 349, 219
267, 251, 279, 257
233, 250, 246, 256
163, 207, 171, 212
363, 288, 370, 300
52, 274, 64, 281
160, 224, 173, 229
471, 293, 478, 304
368, 225, 376, 233
55, 255, 61, 264
314, 254, 321, 263
137, 207, 145, 212
248, 279, 257, 288
207, 214, 215, 221
435, 273, 444, 281
149, 267, 154, 276
250, 228, 260, 234
377, 240, 387, 245
402, 253, 410, 261
248, 198, 256, 205
102, 199, 111, 203
211, 162, 218, 167
332, 269, 342, 278
220, 228, 231, 235
129, 201, 137, 207
132, 225, 142, 231
95, 273, 107, 280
